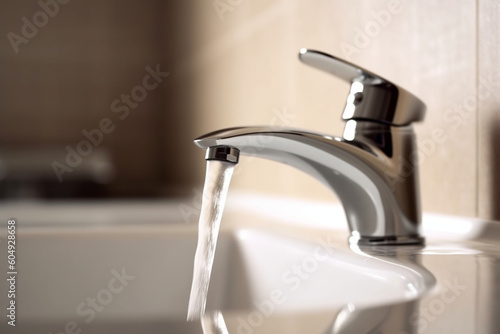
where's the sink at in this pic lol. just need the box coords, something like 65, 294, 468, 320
0, 194, 498, 333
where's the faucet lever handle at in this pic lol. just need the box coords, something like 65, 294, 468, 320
298, 48, 425, 126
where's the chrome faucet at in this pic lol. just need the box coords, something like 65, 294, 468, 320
194, 49, 426, 245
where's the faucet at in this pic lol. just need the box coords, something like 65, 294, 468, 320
194, 49, 426, 246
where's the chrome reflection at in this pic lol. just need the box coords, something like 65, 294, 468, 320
324, 244, 436, 334
326, 301, 419, 334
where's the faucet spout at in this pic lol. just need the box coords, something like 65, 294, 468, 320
194, 48, 426, 245
195, 122, 423, 245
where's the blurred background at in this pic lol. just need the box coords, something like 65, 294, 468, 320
0, 0, 499, 220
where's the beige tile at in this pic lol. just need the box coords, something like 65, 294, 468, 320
1, 0, 496, 211
180, 0, 479, 216
478, 0, 500, 220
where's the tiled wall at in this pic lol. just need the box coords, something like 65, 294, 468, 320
0, 0, 166, 195
1, 1, 498, 218
478, 0, 500, 219
169, 0, 499, 220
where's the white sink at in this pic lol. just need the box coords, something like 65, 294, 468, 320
0, 194, 498, 333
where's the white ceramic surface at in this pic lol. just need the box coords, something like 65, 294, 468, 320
0, 193, 498, 333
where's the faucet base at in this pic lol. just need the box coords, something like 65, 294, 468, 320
350, 234, 425, 246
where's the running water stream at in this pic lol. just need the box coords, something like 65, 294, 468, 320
187, 160, 236, 321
